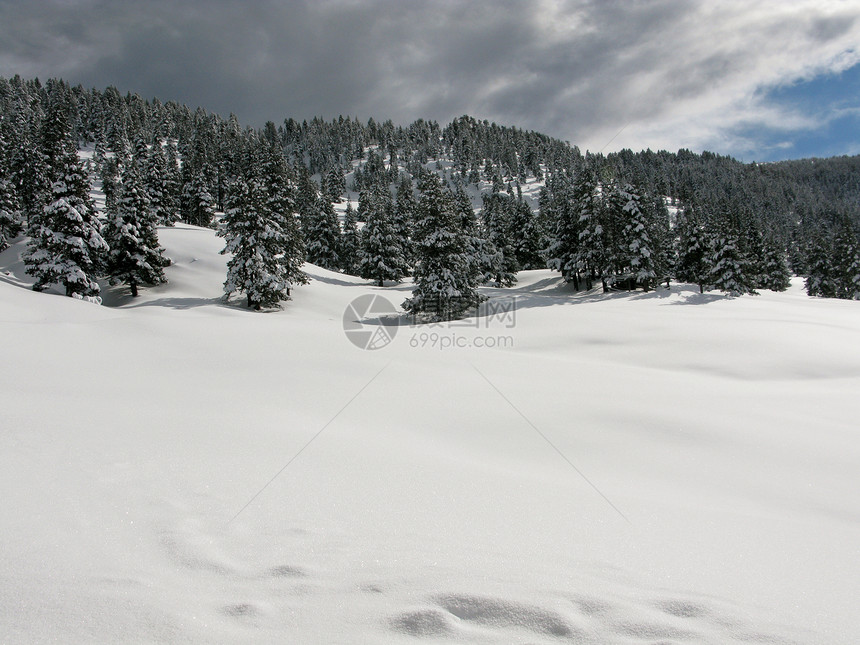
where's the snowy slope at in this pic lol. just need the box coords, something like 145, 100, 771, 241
1, 226, 859, 644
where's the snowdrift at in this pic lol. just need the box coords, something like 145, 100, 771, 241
1, 225, 858, 644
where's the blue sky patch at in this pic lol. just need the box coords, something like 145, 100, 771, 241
747, 61, 860, 161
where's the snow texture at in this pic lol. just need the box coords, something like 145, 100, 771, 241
1, 224, 858, 644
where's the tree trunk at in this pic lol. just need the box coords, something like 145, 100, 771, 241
130, 281, 138, 298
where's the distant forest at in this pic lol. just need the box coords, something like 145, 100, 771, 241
1, 76, 858, 311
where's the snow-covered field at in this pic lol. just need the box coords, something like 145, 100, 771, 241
1, 225, 858, 644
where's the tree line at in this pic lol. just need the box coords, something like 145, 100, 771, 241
1, 76, 858, 315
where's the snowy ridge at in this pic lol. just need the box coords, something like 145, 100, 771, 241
1, 225, 859, 644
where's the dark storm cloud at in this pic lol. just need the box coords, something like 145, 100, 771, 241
1, 0, 859, 158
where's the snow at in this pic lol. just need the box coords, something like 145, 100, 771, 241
1, 225, 859, 643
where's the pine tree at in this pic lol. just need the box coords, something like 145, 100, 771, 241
163, 139, 182, 219
24, 147, 107, 299
358, 185, 408, 286
103, 159, 169, 297
258, 138, 307, 294
40, 99, 73, 171
804, 233, 834, 298
480, 191, 519, 287
181, 168, 215, 227
99, 155, 121, 215
144, 137, 179, 226
832, 219, 860, 299
393, 175, 416, 267
324, 166, 346, 202
453, 182, 495, 284
10, 127, 50, 231
340, 200, 361, 274
844, 250, 860, 301
403, 173, 485, 320
219, 141, 308, 310
304, 196, 342, 270
618, 185, 657, 291
545, 179, 581, 286
0, 117, 23, 249
648, 194, 675, 288
743, 222, 768, 290
295, 167, 320, 233
0, 174, 21, 250
573, 167, 611, 291
759, 238, 791, 292
709, 217, 756, 296
510, 198, 545, 270
675, 206, 711, 293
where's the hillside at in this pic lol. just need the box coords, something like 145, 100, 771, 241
2, 223, 859, 643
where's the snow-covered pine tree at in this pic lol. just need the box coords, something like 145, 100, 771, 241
844, 246, 860, 301
39, 98, 73, 171
759, 237, 791, 292
804, 233, 834, 298
357, 184, 408, 286
510, 197, 545, 270
324, 166, 346, 203
675, 205, 712, 293
99, 155, 122, 216
304, 196, 342, 271
709, 213, 756, 296
403, 173, 485, 321
0, 173, 20, 250
144, 136, 179, 226
131, 134, 149, 169
295, 167, 320, 230
647, 193, 675, 288
219, 140, 308, 310
10, 118, 50, 232
103, 157, 169, 297
832, 219, 860, 300
24, 146, 108, 299
393, 175, 416, 267
340, 200, 361, 275
617, 185, 657, 291
163, 139, 182, 218
179, 120, 217, 227
181, 168, 215, 227
736, 216, 768, 291
453, 182, 494, 284
258, 137, 307, 294
544, 178, 582, 287
480, 191, 519, 287
0, 119, 22, 249
573, 166, 611, 291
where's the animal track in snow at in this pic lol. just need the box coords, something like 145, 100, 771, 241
659, 599, 708, 619
433, 594, 579, 638
390, 608, 453, 637
266, 564, 307, 578
160, 532, 236, 576
221, 602, 258, 618
385, 589, 799, 643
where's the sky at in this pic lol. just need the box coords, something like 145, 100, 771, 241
1, 0, 859, 162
